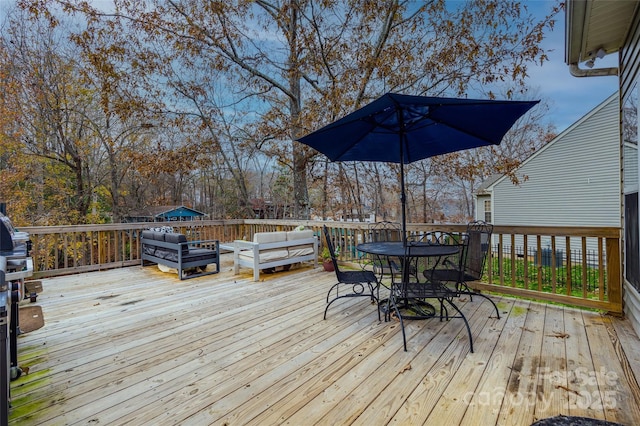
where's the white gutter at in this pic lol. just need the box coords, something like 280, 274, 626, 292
568, 63, 618, 77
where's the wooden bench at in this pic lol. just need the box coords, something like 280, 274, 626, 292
233, 230, 318, 281
141, 230, 220, 280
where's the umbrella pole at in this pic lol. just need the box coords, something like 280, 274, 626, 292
399, 136, 410, 292
400, 160, 407, 247
397, 106, 408, 248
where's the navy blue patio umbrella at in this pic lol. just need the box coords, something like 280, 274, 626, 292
297, 92, 539, 243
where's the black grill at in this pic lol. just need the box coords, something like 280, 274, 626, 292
0, 206, 33, 425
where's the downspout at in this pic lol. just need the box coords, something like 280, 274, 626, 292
569, 63, 618, 77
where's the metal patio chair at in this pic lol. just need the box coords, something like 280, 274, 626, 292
365, 221, 403, 286
424, 221, 500, 319
323, 226, 380, 320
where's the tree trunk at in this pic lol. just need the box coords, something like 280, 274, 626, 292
287, 1, 309, 220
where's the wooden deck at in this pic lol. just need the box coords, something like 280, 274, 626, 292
10, 254, 640, 425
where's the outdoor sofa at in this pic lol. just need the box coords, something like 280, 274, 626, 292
233, 229, 318, 281
141, 230, 220, 280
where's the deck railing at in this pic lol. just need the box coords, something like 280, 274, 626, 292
19, 220, 622, 313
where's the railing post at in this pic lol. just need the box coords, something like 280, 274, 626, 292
606, 236, 623, 314
498, 234, 504, 285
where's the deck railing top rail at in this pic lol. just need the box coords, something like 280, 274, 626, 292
17, 219, 622, 314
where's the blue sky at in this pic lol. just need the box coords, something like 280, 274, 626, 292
526, 0, 619, 132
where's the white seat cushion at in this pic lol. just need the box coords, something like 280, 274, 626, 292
239, 249, 289, 263
286, 230, 314, 241
254, 231, 287, 244
286, 230, 314, 257
288, 246, 315, 257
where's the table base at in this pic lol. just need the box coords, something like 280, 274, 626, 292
380, 298, 436, 320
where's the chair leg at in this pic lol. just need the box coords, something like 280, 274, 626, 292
323, 295, 339, 320
388, 295, 472, 353
371, 282, 381, 321
324, 281, 381, 320
457, 281, 501, 319
326, 283, 339, 304
384, 297, 392, 322
457, 281, 474, 300
389, 297, 408, 351
471, 292, 500, 319
437, 298, 448, 321
443, 298, 474, 353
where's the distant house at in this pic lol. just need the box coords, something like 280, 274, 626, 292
250, 198, 293, 219
125, 205, 207, 222
475, 93, 620, 230
337, 208, 376, 223
474, 173, 502, 224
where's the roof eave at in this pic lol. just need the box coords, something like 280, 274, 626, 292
565, 0, 587, 65
564, 0, 638, 76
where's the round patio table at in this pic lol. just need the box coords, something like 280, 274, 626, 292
356, 241, 459, 258
356, 241, 459, 319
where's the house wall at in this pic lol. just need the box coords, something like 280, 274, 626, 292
621, 9, 640, 337
492, 94, 620, 228
475, 194, 491, 223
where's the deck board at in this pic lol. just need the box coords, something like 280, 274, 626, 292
583, 313, 640, 425
9, 255, 640, 425
497, 301, 545, 426
563, 308, 601, 420
384, 299, 493, 425
460, 299, 525, 426
535, 304, 568, 420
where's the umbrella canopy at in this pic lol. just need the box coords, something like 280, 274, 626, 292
297, 92, 539, 243
298, 93, 539, 163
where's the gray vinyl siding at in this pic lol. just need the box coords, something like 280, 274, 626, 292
475, 194, 491, 222
493, 94, 620, 227
622, 9, 640, 338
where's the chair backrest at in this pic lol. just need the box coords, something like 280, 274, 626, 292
464, 220, 493, 280
366, 221, 403, 276
323, 226, 341, 274
368, 221, 402, 242
427, 231, 466, 277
